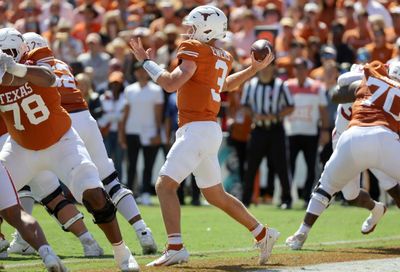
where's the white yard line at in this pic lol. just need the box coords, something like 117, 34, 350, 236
3, 235, 400, 269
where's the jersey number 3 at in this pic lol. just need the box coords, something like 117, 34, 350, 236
1, 94, 50, 130
210, 59, 228, 102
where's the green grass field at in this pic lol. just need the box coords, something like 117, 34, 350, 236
1, 202, 400, 271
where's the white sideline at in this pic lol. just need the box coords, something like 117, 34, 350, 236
3, 235, 400, 269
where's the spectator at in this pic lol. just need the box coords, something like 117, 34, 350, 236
99, 71, 126, 179
388, 7, 400, 42
340, 0, 357, 31
119, 63, 164, 205
306, 36, 322, 69
275, 17, 296, 59
75, 73, 103, 120
387, 37, 400, 65
276, 39, 308, 79
14, 0, 41, 33
41, 12, 60, 46
233, 9, 257, 59
0, 1, 14, 28
365, 26, 394, 63
241, 62, 294, 209
329, 21, 356, 64
149, 0, 181, 34
155, 24, 179, 71
52, 19, 84, 65
100, 10, 125, 42
310, 46, 337, 80
284, 58, 330, 207
354, 0, 393, 28
106, 37, 129, 67
73, 0, 104, 25
259, 3, 281, 27
40, 0, 74, 33
319, 0, 337, 28
295, 2, 329, 44
343, 8, 372, 50
77, 33, 110, 91
71, 4, 102, 47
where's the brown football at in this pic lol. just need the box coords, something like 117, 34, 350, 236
250, 39, 272, 61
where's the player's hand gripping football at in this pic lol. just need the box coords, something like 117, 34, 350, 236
250, 50, 275, 72
129, 37, 152, 62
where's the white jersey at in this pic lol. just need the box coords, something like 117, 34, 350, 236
332, 103, 353, 146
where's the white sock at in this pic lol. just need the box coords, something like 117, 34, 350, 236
117, 195, 141, 223
38, 245, 53, 259
78, 231, 93, 243
251, 223, 264, 239
20, 197, 35, 214
132, 219, 147, 232
113, 241, 128, 262
296, 223, 311, 235
167, 233, 182, 245
371, 201, 381, 214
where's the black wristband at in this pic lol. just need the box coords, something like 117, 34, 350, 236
142, 59, 150, 66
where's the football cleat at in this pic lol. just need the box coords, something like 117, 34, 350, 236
361, 202, 387, 235
146, 247, 189, 266
0, 235, 9, 253
42, 248, 68, 272
81, 237, 104, 257
114, 245, 139, 272
136, 227, 157, 255
255, 227, 280, 265
8, 232, 35, 255
286, 232, 307, 250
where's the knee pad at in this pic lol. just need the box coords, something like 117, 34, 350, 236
109, 185, 133, 206
41, 186, 63, 205
82, 189, 116, 224
311, 187, 333, 207
42, 191, 84, 232
102, 171, 119, 186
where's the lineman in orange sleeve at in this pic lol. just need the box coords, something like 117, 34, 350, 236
130, 5, 279, 267
16, 32, 157, 255
286, 60, 400, 250
0, 28, 139, 271
0, 116, 104, 257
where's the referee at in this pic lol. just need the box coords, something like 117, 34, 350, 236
241, 61, 294, 208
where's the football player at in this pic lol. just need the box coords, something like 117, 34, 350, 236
130, 5, 279, 266
286, 61, 400, 250
0, 28, 138, 271
10, 32, 156, 255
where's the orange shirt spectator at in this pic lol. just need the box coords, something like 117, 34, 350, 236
149, 0, 181, 34
365, 27, 394, 63
275, 17, 296, 59
71, 4, 101, 49
295, 2, 329, 44
343, 9, 372, 50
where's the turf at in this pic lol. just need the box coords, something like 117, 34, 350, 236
1, 202, 400, 271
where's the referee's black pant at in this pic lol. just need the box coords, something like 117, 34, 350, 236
242, 124, 292, 206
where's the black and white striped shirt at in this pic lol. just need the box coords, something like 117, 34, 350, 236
241, 77, 294, 117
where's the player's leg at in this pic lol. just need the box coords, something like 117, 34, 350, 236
71, 111, 156, 254
342, 173, 387, 234
286, 128, 372, 250
0, 163, 66, 271
196, 155, 280, 265
51, 129, 138, 271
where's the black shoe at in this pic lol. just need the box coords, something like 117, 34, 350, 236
190, 199, 201, 206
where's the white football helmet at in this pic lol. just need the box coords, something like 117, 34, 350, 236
0, 28, 28, 62
23, 32, 48, 51
388, 61, 400, 83
182, 5, 227, 43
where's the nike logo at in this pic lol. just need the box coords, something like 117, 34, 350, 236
21, 246, 30, 253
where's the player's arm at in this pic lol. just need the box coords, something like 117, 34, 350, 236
1, 66, 56, 87
223, 53, 275, 92
129, 38, 196, 92
331, 80, 361, 104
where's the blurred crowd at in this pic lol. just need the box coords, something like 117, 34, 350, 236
1, 0, 398, 207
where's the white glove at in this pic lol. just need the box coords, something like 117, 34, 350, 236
0, 52, 27, 77
0, 63, 6, 85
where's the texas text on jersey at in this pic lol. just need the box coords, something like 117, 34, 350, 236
349, 61, 400, 133
24, 47, 88, 113
0, 49, 71, 150
176, 39, 233, 127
